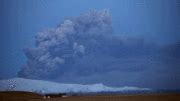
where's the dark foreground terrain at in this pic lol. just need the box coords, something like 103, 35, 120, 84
0, 91, 180, 101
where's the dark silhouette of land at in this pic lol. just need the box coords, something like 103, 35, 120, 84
0, 91, 180, 101
0, 91, 43, 101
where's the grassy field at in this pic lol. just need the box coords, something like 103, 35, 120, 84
0, 91, 180, 101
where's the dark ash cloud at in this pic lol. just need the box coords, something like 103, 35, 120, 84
18, 9, 180, 89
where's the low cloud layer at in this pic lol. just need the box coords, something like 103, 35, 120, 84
18, 9, 180, 89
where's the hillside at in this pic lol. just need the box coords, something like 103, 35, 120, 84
0, 78, 150, 94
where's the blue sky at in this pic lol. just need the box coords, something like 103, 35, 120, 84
0, 0, 180, 89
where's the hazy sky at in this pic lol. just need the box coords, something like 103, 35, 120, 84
0, 0, 180, 85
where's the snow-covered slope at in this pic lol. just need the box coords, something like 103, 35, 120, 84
0, 78, 151, 94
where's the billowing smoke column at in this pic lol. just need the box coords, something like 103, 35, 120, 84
18, 9, 114, 79
18, 9, 180, 89
16, 9, 159, 79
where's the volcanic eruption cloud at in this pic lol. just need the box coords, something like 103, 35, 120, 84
18, 9, 180, 89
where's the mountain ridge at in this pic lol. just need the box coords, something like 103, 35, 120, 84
0, 78, 151, 94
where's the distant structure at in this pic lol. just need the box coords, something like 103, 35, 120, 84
44, 93, 67, 98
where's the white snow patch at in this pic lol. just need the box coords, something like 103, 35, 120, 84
0, 78, 151, 94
